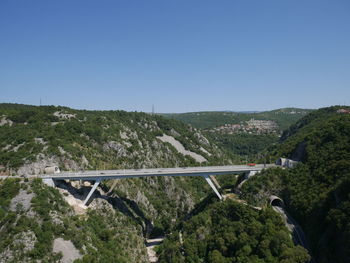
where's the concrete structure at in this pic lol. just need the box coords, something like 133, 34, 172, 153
276, 158, 299, 168
44, 166, 60, 174
236, 170, 258, 192
39, 164, 275, 206
269, 195, 284, 207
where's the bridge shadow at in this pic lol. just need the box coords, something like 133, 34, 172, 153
55, 180, 156, 238
97, 182, 154, 237
108, 195, 153, 237
183, 193, 218, 222
54, 180, 93, 202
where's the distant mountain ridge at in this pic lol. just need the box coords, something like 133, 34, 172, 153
161, 107, 314, 131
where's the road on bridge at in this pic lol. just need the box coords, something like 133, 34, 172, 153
40, 164, 275, 180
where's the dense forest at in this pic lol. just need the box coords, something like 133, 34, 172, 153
207, 133, 278, 162
157, 198, 309, 263
241, 106, 350, 263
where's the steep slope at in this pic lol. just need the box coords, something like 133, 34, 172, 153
0, 103, 236, 173
241, 106, 350, 263
0, 178, 149, 262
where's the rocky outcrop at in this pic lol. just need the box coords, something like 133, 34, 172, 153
157, 134, 207, 163
16, 155, 80, 175
103, 141, 127, 157
52, 238, 82, 263
9, 189, 35, 212
53, 111, 76, 119
0, 116, 13, 126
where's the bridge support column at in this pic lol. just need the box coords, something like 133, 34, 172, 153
83, 179, 101, 206
203, 175, 222, 200
246, 170, 257, 179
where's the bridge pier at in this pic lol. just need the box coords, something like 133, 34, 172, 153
83, 179, 101, 206
246, 170, 257, 179
203, 175, 222, 200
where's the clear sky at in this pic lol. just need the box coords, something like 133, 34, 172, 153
1, 0, 349, 113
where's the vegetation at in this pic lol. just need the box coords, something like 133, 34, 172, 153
207, 133, 278, 162
0, 178, 20, 227
158, 199, 310, 263
241, 106, 350, 263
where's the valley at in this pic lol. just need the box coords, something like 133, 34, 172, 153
0, 104, 349, 263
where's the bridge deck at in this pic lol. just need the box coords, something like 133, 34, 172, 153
39, 164, 275, 205
41, 164, 275, 180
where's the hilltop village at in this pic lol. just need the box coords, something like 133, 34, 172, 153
209, 118, 279, 134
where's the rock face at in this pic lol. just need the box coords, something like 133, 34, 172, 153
103, 141, 127, 157
9, 189, 35, 212
52, 238, 82, 263
16, 155, 80, 176
53, 111, 76, 119
0, 116, 13, 126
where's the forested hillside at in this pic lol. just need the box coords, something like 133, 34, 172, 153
0, 103, 236, 173
157, 198, 309, 263
207, 133, 277, 162
241, 106, 350, 263
162, 108, 312, 130
0, 178, 149, 262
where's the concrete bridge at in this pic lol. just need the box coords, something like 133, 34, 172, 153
40, 164, 275, 205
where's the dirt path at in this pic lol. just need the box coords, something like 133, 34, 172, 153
146, 237, 164, 263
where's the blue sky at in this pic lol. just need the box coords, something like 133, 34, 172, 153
1, 0, 349, 112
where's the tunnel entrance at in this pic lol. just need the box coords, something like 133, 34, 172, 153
271, 198, 284, 207
269, 195, 284, 208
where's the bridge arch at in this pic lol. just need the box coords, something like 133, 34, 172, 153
269, 195, 284, 207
